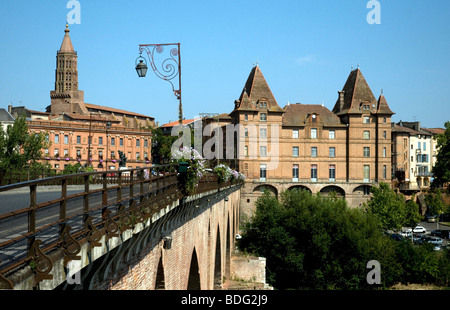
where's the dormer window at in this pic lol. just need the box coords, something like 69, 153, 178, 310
258, 101, 268, 108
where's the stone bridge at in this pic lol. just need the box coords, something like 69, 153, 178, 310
0, 165, 254, 290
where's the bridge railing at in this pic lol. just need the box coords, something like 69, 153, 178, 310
0, 163, 241, 287
0, 164, 180, 279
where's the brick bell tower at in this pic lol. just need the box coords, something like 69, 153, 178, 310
49, 24, 88, 115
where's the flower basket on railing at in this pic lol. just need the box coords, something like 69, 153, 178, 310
172, 147, 206, 196
214, 164, 232, 184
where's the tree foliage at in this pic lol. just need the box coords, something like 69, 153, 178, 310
364, 182, 408, 231
239, 189, 450, 289
0, 116, 49, 170
150, 127, 178, 164
432, 121, 450, 191
239, 189, 397, 289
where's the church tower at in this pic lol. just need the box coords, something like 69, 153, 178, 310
50, 24, 87, 115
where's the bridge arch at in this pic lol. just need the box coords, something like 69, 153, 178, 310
253, 184, 278, 197
187, 248, 201, 290
214, 226, 222, 289
320, 185, 345, 198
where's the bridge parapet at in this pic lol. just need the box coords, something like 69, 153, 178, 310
0, 164, 242, 289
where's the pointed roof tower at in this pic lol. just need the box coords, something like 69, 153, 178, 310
231, 65, 284, 114
332, 68, 377, 115
59, 24, 75, 53
377, 92, 394, 115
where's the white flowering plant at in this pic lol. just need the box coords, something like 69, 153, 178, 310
172, 147, 206, 195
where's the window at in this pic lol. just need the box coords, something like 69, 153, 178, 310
293, 147, 299, 157
383, 165, 387, 179
76, 149, 81, 158
260, 164, 267, 181
311, 128, 317, 139
383, 131, 387, 139
244, 128, 248, 137
363, 147, 370, 157
136, 152, 140, 160
418, 142, 421, 150
293, 129, 299, 139
363, 116, 370, 124
329, 165, 336, 182
329, 147, 335, 158
120, 138, 124, 146
260, 128, 267, 138
111, 137, 115, 146
260, 146, 267, 157
244, 114, 248, 121
311, 164, 317, 182
136, 139, 140, 147
311, 147, 317, 157
54, 148, 59, 156
293, 164, 299, 182
329, 130, 335, 139
260, 113, 267, 121
144, 139, 148, 148
363, 131, 370, 139
423, 142, 426, 151
244, 146, 248, 157
64, 149, 69, 157
99, 137, 103, 145
98, 151, 103, 160
363, 165, 370, 182
383, 147, 386, 158
64, 135, 69, 144
55, 134, 59, 143
76, 135, 81, 144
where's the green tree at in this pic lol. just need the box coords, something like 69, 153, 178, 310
431, 121, 450, 191
0, 116, 49, 170
404, 197, 423, 230
239, 189, 397, 289
151, 127, 178, 164
425, 189, 447, 217
364, 182, 406, 231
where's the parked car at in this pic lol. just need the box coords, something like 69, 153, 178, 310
427, 237, 443, 246
431, 230, 444, 237
417, 235, 431, 244
390, 234, 403, 241
412, 234, 424, 243
413, 226, 426, 234
427, 216, 437, 223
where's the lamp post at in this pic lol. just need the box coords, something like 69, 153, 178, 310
135, 43, 183, 125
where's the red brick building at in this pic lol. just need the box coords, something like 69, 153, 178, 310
10, 25, 155, 171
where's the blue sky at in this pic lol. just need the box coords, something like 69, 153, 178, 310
0, 0, 449, 128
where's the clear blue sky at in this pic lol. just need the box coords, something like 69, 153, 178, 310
0, 0, 449, 128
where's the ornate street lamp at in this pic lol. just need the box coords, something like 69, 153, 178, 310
136, 43, 183, 124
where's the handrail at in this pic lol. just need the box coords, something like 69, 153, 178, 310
0, 162, 242, 284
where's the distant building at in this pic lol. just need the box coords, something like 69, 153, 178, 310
391, 121, 433, 191
0, 108, 15, 132
10, 25, 155, 171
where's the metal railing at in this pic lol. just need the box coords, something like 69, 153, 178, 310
0, 163, 237, 286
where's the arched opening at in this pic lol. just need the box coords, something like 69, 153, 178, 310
287, 185, 312, 193
320, 185, 345, 198
353, 185, 372, 196
225, 216, 231, 280
214, 227, 222, 289
155, 255, 165, 290
187, 248, 201, 290
253, 184, 278, 197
